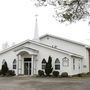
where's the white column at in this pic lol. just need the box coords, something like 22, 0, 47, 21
22, 58, 24, 74
17, 55, 19, 75
18, 55, 22, 75
34, 56, 37, 74
31, 55, 34, 76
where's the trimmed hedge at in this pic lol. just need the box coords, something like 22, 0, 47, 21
6, 70, 15, 76
0, 70, 15, 76
0, 70, 2, 75
72, 73, 87, 77
38, 70, 44, 76
53, 71, 59, 77
45, 56, 53, 76
1, 61, 8, 76
61, 72, 68, 77
87, 72, 90, 75
77, 74, 82, 77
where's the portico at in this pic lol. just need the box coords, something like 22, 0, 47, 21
14, 46, 38, 76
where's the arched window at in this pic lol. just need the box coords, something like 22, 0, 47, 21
55, 58, 60, 70
13, 59, 16, 69
62, 57, 69, 67
42, 58, 46, 69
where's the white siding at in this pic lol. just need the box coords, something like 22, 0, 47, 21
83, 49, 89, 73
0, 38, 89, 76
40, 36, 86, 56
25, 43, 72, 75
0, 50, 17, 74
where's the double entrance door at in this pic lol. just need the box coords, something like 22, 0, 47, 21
24, 58, 31, 75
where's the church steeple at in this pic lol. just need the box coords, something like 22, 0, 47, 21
33, 14, 40, 42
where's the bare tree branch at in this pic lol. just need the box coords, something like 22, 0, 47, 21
34, 0, 90, 23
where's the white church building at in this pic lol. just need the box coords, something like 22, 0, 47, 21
0, 16, 90, 76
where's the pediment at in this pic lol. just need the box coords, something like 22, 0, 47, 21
13, 46, 39, 55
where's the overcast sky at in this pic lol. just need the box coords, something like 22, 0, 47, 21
0, 0, 90, 50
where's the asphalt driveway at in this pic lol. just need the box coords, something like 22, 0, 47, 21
0, 76, 90, 90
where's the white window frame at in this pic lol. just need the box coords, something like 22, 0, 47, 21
73, 58, 75, 70
13, 59, 16, 69
55, 58, 60, 70
62, 57, 69, 67
42, 59, 46, 70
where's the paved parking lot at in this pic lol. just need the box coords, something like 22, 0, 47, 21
0, 76, 90, 90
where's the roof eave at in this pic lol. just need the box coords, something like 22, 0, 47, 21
0, 38, 83, 58
39, 34, 86, 46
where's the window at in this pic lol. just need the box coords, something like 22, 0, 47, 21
55, 58, 60, 70
73, 58, 75, 70
13, 59, 16, 69
42, 59, 46, 69
62, 57, 69, 67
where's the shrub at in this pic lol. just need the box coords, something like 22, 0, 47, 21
38, 70, 44, 76
6, 70, 15, 76
45, 56, 53, 76
77, 73, 87, 77
61, 72, 68, 77
53, 71, 59, 77
0, 70, 2, 75
87, 72, 90, 75
72, 73, 87, 77
1, 61, 9, 76
77, 73, 82, 77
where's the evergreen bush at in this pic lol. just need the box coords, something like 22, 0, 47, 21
77, 73, 82, 77
6, 70, 15, 76
0, 70, 2, 75
87, 72, 90, 75
45, 56, 53, 76
61, 72, 68, 77
53, 71, 59, 77
1, 61, 9, 76
38, 70, 44, 76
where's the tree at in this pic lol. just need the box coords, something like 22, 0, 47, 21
1, 61, 9, 76
45, 56, 53, 76
34, 0, 90, 23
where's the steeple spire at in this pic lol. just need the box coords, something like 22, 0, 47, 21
33, 14, 40, 42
